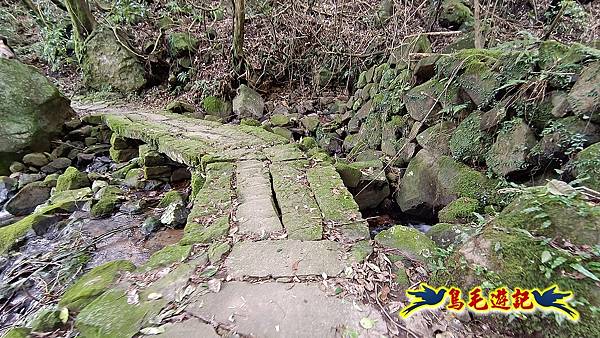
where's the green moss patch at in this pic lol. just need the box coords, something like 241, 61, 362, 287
59, 260, 135, 312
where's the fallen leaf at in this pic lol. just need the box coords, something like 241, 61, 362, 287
291, 259, 303, 273
379, 285, 390, 302
147, 292, 163, 300
140, 326, 165, 335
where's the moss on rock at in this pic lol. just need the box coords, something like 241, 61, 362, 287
495, 186, 599, 246
55, 167, 90, 192
91, 186, 122, 219
571, 142, 600, 190
427, 222, 477, 248
437, 197, 479, 223
158, 190, 186, 208
449, 112, 492, 163
142, 244, 191, 271
432, 225, 600, 337
375, 225, 437, 263
59, 260, 135, 311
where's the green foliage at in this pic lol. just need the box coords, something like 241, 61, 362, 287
109, 0, 148, 25
541, 120, 587, 155
40, 23, 73, 71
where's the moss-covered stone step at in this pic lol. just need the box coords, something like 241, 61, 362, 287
236, 160, 283, 236
224, 240, 351, 279
306, 164, 370, 242
270, 160, 323, 240
186, 282, 387, 337
181, 162, 235, 245
100, 109, 289, 166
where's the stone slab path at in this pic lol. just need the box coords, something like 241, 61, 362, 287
71, 102, 386, 337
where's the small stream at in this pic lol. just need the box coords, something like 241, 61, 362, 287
363, 198, 435, 238
0, 187, 185, 331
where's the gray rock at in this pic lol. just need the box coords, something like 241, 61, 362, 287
225, 240, 349, 278
0, 176, 17, 205
41, 157, 72, 174
160, 202, 188, 227
141, 216, 161, 235
236, 160, 282, 236
18, 173, 46, 189
349, 160, 390, 210
9, 162, 25, 173
31, 214, 64, 236
568, 61, 600, 123
154, 320, 219, 338
187, 282, 387, 337
5, 181, 51, 216
232, 85, 265, 119
486, 119, 537, 176
0, 59, 74, 159
22, 153, 50, 167
82, 28, 146, 92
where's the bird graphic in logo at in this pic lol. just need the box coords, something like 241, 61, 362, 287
400, 283, 447, 318
532, 285, 579, 321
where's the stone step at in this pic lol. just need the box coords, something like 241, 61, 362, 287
270, 160, 323, 240
182, 162, 235, 245
224, 240, 350, 279
186, 281, 387, 338
306, 164, 370, 242
235, 160, 283, 236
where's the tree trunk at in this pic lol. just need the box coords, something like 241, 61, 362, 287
232, 0, 246, 80
64, 0, 96, 42
473, 0, 483, 49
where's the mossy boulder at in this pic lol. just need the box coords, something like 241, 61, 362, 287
141, 244, 191, 271
59, 260, 136, 311
0, 59, 74, 166
568, 61, 600, 123
570, 142, 600, 190
0, 211, 62, 254
396, 149, 498, 215
299, 136, 318, 151
202, 96, 232, 119
124, 168, 144, 188
5, 181, 52, 216
496, 185, 600, 246
91, 186, 122, 218
438, 0, 473, 30
416, 121, 455, 157
374, 225, 437, 263
82, 28, 146, 92
158, 190, 186, 208
437, 197, 479, 223
404, 78, 460, 124
55, 167, 90, 192
432, 225, 600, 338
165, 100, 195, 114
29, 306, 62, 332
449, 112, 492, 163
335, 162, 362, 188
270, 114, 292, 127
232, 85, 265, 119
427, 222, 477, 248
486, 118, 537, 176
75, 289, 164, 338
